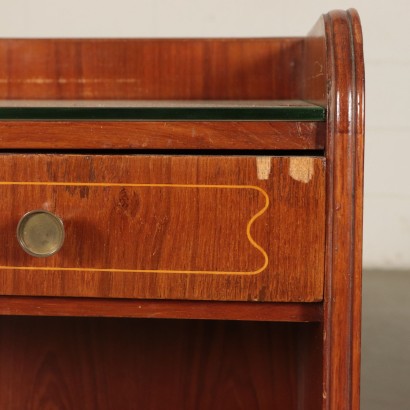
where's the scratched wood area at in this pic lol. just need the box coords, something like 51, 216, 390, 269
0, 154, 325, 302
0, 121, 326, 150
0, 316, 321, 410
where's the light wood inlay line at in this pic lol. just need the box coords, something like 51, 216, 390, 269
0, 182, 269, 275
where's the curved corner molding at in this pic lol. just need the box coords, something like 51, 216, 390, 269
0, 182, 269, 275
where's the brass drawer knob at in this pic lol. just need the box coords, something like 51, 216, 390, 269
17, 210, 65, 257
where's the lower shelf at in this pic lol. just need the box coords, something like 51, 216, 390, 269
0, 316, 323, 410
0, 296, 323, 322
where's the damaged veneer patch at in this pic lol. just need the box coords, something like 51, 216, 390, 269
289, 157, 314, 183
256, 157, 272, 180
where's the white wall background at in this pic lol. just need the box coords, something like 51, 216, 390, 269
0, 0, 409, 269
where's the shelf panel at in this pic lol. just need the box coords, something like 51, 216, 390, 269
0, 100, 326, 121
0, 296, 323, 322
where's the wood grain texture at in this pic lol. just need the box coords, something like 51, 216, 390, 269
0, 296, 323, 322
0, 154, 325, 302
321, 9, 364, 410
0, 317, 321, 410
0, 121, 326, 150
0, 38, 303, 100
0, 10, 365, 409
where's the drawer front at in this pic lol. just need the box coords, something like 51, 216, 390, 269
0, 154, 325, 302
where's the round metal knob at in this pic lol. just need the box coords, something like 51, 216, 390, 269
17, 210, 65, 257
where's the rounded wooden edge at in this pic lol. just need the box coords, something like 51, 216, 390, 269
347, 8, 365, 409
323, 8, 365, 410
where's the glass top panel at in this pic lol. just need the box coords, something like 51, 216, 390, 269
0, 100, 325, 121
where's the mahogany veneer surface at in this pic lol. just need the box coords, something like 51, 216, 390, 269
0, 316, 322, 410
0, 39, 303, 100
0, 154, 325, 302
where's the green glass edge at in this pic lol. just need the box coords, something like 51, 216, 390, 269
0, 106, 326, 121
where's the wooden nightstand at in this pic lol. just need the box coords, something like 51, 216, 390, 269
0, 9, 364, 409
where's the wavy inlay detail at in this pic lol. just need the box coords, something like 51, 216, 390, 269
0, 182, 269, 275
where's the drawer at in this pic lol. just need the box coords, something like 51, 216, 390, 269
0, 154, 325, 302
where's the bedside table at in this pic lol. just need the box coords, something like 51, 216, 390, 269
0, 9, 364, 409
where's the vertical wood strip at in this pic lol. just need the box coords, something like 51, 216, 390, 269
322, 9, 365, 410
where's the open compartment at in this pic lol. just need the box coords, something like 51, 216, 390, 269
0, 316, 322, 410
